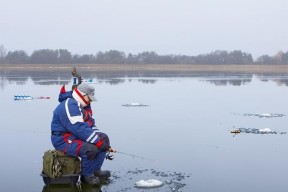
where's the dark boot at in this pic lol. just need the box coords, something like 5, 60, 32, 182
94, 170, 111, 182
81, 175, 100, 185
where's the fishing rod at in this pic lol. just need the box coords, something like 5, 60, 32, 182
106, 150, 158, 162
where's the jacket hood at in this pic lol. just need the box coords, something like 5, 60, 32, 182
58, 85, 73, 102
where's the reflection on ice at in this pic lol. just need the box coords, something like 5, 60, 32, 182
3, 71, 288, 88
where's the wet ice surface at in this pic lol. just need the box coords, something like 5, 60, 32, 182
42, 169, 190, 192
104, 168, 191, 192
2, 75, 288, 192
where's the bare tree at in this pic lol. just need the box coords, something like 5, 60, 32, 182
0, 45, 7, 64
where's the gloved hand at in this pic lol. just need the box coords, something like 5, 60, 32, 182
108, 147, 116, 153
95, 132, 110, 151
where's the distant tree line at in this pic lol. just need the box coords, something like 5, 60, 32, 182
0, 45, 287, 64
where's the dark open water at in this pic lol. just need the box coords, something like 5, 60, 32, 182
1, 70, 288, 192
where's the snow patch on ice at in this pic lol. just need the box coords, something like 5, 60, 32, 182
135, 179, 163, 188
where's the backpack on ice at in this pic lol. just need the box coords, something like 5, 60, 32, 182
42, 150, 81, 179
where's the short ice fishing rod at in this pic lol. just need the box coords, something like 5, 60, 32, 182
106, 150, 158, 162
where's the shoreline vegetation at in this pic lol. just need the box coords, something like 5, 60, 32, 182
1, 64, 288, 74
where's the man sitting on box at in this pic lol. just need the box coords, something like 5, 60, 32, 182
51, 83, 115, 185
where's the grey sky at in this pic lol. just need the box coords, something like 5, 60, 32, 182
0, 0, 287, 58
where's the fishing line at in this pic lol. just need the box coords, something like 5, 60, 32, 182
106, 151, 158, 162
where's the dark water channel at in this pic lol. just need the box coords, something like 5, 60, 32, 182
1, 71, 288, 192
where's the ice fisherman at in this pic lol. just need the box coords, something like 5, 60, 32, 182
51, 83, 115, 185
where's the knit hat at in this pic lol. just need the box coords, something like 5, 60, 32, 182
72, 83, 96, 107
77, 83, 97, 101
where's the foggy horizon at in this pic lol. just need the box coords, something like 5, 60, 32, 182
1, 0, 287, 58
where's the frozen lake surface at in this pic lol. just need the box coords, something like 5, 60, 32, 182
1, 72, 288, 192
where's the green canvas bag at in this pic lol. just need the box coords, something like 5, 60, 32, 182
42, 150, 81, 179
